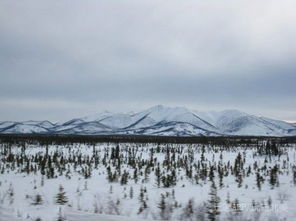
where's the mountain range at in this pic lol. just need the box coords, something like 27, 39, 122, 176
0, 105, 295, 136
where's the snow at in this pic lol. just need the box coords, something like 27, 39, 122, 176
0, 122, 18, 130
1, 141, 296, 220
0, 123, 49, 134
259, 117, 295, 130
98, 113, 151, 129
142, 105, 190, 122
1, 142, 296, 220
64, 208, 149, 221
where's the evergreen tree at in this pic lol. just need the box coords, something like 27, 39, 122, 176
32, 194, 43, 205
55, 185, 68, 205
230, 198, 241, 215
155, 165, 161, 188
129, 186, 134, 199
207, 181, 220, 221
158, 194, 167, 220
256, 172, 264, 191
269, 165, 279, 188
182, 199, 194, 220
8, 183, 14, 205
138, 188, 148, 215
209, 166, 215, 182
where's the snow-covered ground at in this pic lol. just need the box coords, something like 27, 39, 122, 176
1, 141, 296, 221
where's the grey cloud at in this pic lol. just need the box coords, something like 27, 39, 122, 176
0, 0, 295, 121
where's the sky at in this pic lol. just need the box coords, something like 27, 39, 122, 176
0, 0, 296, 122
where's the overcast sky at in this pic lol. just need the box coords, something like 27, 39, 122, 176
0, 0, 296, 122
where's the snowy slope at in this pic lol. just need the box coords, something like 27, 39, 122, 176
53, 122, 112, 135
121, 121, 220, 136
140, 105, 217, 131
0, 105, 295, 136
0, 122, 50, 134
213, 110, 296, 136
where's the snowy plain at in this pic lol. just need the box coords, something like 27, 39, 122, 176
1, 141, 296, 221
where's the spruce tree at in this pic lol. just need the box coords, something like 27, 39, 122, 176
32, 194, 43, 205
155, 165, 161, 188
158, 194, 167, 220
129, 186, 134, 199
55, 185, 68, 205
207, 181, 220, 221
182, 199, 194, 220
269, 165, 279, 188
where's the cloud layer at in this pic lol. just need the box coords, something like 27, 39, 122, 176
0, 0, 296, 121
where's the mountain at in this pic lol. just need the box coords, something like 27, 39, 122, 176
0, 105, 295, 136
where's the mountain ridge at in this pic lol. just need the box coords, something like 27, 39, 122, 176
0, 105, 295, 136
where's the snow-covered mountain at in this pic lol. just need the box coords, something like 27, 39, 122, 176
0, 105, 295, 136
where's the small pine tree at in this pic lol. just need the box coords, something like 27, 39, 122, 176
256, 172, 264, 191
268, 197, 272, 209
230, 198, 241, 215
207, 181, 220, 221
8, 183, 14, 205
55, 185, 68, 205
138, 187, 145, 202
269, 165, 279, 188
32, 194, 43, 205
182, 199, 194, 220
129, 186, 134, 199
209, 166, 215, 182
133, 168, 138, 184
155, 166, 161, 188
158, 194, 167, 220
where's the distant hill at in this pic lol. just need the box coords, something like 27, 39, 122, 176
1, 105, 295, 136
